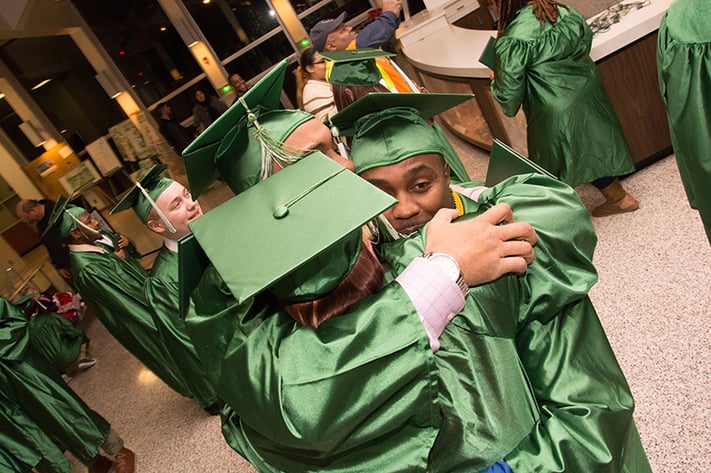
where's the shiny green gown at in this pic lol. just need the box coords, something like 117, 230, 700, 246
491, 5, 635, 186
657, 0, 711, 244
187, 175, 650, 471
70, 246, 192, 397
27, 312, 87, 374
144, 245, 218, 408
0, 298, 109, 470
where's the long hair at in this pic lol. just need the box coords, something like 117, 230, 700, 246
280, 238, 384, 328
497, 0, 563, 35
296, 47, 319, 109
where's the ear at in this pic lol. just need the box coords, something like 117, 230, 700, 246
442, 159, 451, 184
324, 39, 337, 52
146, 219, 165, 234
68, 227, 82, 242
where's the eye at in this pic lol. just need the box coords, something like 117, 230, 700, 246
412, 180, 431, 192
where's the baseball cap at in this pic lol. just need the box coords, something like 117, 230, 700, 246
309, 12, 346, 51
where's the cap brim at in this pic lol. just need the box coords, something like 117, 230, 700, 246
187, 151, 395, 304
110, 164, 168, 215
41, 193, 72, 239
178, 233, 210, 318
328, 92, 475, 136
485, 139, 557, 186
319, 48, 395, 62
182, 60, 288, 197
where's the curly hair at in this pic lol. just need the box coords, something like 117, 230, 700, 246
497, 0, 563, 34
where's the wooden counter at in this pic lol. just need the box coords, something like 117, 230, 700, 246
397, 0, 673, 166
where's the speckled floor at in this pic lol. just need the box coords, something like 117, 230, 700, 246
55, 134, 710, 472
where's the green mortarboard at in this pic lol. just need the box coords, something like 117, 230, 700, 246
184, 151, 396, 305
321, 48, 393, 87
182, 60, 315, 197
328, 92, 474, 137
485, 139, 557, 186
110, 164, 174, 224
327, 92, 474, 173
42, 194, 90, 239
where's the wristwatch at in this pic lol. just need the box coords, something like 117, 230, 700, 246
421, 252, 469, 297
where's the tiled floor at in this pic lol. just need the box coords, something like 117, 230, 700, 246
18, 133, 711, 472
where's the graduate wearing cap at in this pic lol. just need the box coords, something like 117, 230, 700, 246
336, 94, 651, 472
111, 165, 219, 414
183, 151, 473, 472
322, 49, 471, 185
0, 297, 135, 473
45, 197, 192, 399
182, 60, 354, 199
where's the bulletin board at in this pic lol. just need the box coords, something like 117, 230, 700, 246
85, 136, 123, 177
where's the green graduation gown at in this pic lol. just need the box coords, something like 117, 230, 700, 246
0, 298, 110, 468
491, 5, 635, 187
70, 244, 192, 397
657, 0, 711, 244
187, 175, 649, 471
27, 312, 87, 374
144, 245, 218, 408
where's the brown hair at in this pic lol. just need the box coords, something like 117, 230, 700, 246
497, 0, 563, 35
281, 238, 384, 328
332, 83, 390, 112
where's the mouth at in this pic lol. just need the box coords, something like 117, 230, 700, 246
395, 222, 425, 236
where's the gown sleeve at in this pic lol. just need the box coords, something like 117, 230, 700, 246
478, 175, 638, 472
491, 36, 531, 117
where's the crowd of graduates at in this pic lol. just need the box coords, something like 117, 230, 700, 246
4, 0, 708, 471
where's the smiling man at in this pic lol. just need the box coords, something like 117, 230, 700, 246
339, 96, 652, 473
111, 165, 219, 414
44, 197, 196, 404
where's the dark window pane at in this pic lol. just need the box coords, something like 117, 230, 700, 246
73, 0, 201, 100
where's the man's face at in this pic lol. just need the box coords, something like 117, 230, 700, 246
229, 74, 248, 96
70, 211, 102, 242
359, 153, 452, 235
280, 118, 356, 172
325, 24, 356, 51
149, 181, 203, 240
18, 205, 42, 223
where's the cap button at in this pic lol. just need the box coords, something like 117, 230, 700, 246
273, 206, 289, 219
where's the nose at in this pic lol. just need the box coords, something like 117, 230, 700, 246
391, 195, 419, 221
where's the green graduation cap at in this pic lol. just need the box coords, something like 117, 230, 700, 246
182, 59, 315, 197
485, 139, 557, 186
110, 165, 176, 232
42, 193, 92, 239
184, 151, 396, 306
328, 92, 474, 174
321, 48, 394, 87
328, 92, 474, 137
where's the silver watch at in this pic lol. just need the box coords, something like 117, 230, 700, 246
421, 252, 469, 297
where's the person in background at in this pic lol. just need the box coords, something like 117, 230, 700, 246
192, 88, 228, 134
309, 0, 402, 53
657, 0, 711, 244
17, 199, 74, 288
43, 199, 197, 403
228, 72, 249, 104
1, 297, 135, 473
296, 47, 338, 123
156, 102, 192, 153
309, 0, 418, 93
110, 165, 220, 415
490, 0, 639, 217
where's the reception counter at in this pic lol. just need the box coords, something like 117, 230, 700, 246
397, 0, 673, 167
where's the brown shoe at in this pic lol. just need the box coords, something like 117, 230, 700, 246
88, 454, 114, 473
592, 179, 640, 217
114, 447, 136, 473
